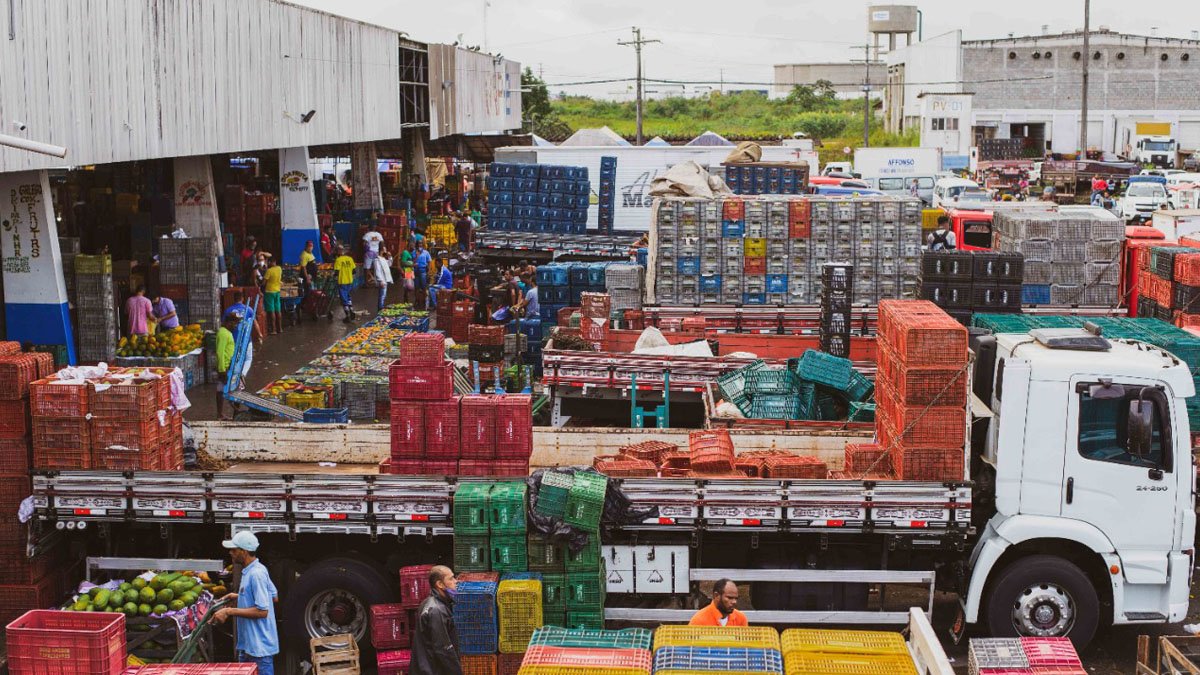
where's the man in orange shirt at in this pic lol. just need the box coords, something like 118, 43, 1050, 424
688, 578, 748, 627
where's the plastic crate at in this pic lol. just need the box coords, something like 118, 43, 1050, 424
492, 534, 528, 572
782, 653, 919, 674
495, 395, 533, 459
1020, 637, 1082, 668
31, 416, 90, 470
399, 564, 434, 608
653, 626, 781, 651
92, 417, 161, 452
744, 368, 798, 396
390, 401, 425, 460
0, 439, 30, 475
762, 454, 827, 479
527, 626, 652, 650
29, 378, 89, 417
489, 481, 527, 533
535, 471, 573, 518
528, 535, 565, 572
843, 443, 890, 476
563, 536, 601, 572
399, 332, 446, 365
0, 400, 29, 439
618, 440, 677, 465
653, 646, 783, 673
390, 362, 455, 401
564, 471, 608, 532
563, 609, 605, 631
454, 482, 491, 534
890, 447, 965, 482
497, 652, 524, 675
377, 649, 412, 675
780, 628, 907, 656
453, 581, 499, 655
303, 407, 349, 424
370, 603, 412, 649
541, 572, 567, 613
749, 394, 801, 420
425, 397, 462, 459
0, 355, 41, 401
877, 300, 969, 366
460, 396, 497, 460
455, 535, 490, 572
791, 349, 856, 392
497, 579, 543, 653
6, 610, 125, 675
520, 646, 651, 673
565, 564, 606, 606
87, 378, 166, 418
689, 429, 735, 473
461, 654, 497, 675
968, 638, 1029, 672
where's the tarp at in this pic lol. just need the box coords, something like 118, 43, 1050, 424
686, 130, 733, 147
648, 161, 733, 199
560, 126, 632, 147
724, 141, 763, 163
644, 136, 671, 147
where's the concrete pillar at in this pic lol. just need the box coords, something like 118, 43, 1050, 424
173, 156, 223, 242
351, 142, 384, 212
0, 170, 76, 364
278, 146, 321, 264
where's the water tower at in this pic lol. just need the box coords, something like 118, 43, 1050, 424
868, 5, 918, 55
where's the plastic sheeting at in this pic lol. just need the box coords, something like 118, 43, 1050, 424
525, 467, 657, 553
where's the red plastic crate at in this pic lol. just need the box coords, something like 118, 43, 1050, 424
92, 416, 162, 452
377, 648, 412, 675
460, 654, 496, 675
0, 546, 64, 585
389, 362, 454, 401
876, 393, 966, 450
593, 455, 657, 477
579, 293, 611, 320
0, 355, 40, 401
0, 476, 31, 515
26, 353, 54, 380
1020, 637, 1082, 668
877, 300, 968, 366
732, 450, 788, 478
0, 342, 19, 355
32, 416, 91, 470
380, 459, 458, 476
7, 609, 125, 675
468, 324, 505, 346
370, 603, 412, 649
424, 397, 461, 459
88, 379, 167, 419
557, 307, 577, 327
122, 666, 261, 674
0, 400, 30, 439
497, 652, 524, 675
399, 333, 446, 366
619, 440, 677, 465
458, 460, 528, 477
689, 429, 734, 473
457, 572, 500, 583
1176, 253, 1200, 286
390, 402, 425, 460
399, 565, 434, 608
29, 378, 89, 417
875, 350, 968, 408
0, 576, 69, 632
762, 454, 828, 479
0, 517, 26, 550
890, 447, 965, 481
743, 256, 766, 275
521, 646, 653, 670
722, 198, 745, 221
460, 395, 496, 460
494, 395, 532, 460
0, 438, 30, 475
844, 443, 891, 475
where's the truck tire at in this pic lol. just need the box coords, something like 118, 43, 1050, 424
984, 554, 1099, 650
281, 556, 395, 655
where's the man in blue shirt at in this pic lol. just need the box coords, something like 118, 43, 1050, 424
414, 242, 433, 309
428, 259, 455, 309
214, 531, 278, 674
516, 273, 539, 319
221, 290, 264, 385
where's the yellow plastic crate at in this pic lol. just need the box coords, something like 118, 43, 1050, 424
921, 208, 946, 235
426, 221, 459, 247
781, 628, 907, 656
655, 671, 775, 675
285, 391, 328, 411
652, 626, 780, 652
498, 579, 543, 653
784, 653, 917, 675
518, 667, 650, 675
743, 238, 767, 257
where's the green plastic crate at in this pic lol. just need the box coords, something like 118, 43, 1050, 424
792, 350, 855, 392
454, 534, 490, 571
749, 394, 801, 420
536, 472, 572, 518
489, 481, 528, 533
541, 572, 567, 612
564, 536, 601, 572
815, 391, 840, 421
848, 401, 876, 423
528, 627, 652, 650
565, 609, 605, 630
453, 483, 491, 535
528, 534, 565, 572
743, 368, 798, 396
845, 369, 874, 402
491, 534, 528, 572
566, 562, 607, 606
542, 608, 568, 627
564, 472, 608, 532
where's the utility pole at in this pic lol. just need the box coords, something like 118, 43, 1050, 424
1079, 0, 1090, 157
720, 68, 725, 94
853, 44, 873, 147
619, 27, 660, 146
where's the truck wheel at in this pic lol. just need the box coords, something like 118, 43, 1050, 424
984, 554, 1099, 650
281, 557, 394, 654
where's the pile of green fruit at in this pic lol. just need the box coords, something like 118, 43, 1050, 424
64, 572, 207, 616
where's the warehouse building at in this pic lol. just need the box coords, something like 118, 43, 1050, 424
885, 27, 1200, 162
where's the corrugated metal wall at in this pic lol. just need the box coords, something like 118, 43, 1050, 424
429, 44, 521, 139
0, 0, 404, 172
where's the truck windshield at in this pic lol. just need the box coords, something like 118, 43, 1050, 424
1127, 184, 1167, 198
1078, 388, 1170, 470
1144, 141, 1174, 151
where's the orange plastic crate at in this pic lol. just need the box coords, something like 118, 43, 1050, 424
29, 378, 89, 417
844, 443, 891, 476
890, 447, 965, 481
762, 454, 827, 479
688, 429, 735, 473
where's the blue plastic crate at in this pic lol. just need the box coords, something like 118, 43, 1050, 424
568, 264, 590, 286
516, 165, 538, 179
766, 274, 788, 293
743, 292, 767, 305
487, 177, 513, 192
722, 220, 745, 238
489, 204, 512, 218
490, 163, 514, 178
1022, 283, 1051, 305
539, 303, 562, 323
539, 264, 569, 287
500, 571, 543, 581
516, 177, 538, 191
566, 166, 588, 181
520, 318, 543, 341
652, 647, 784, 674
700, 274, 722, 292
677, 257, 701, 275
588, 263, 608, 287
548, 194, 564, 209
453, 580, 499, 655
303, 407, 349, 424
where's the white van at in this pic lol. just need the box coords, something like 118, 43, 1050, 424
870, 175, 935, 206
932, 177, 982, 209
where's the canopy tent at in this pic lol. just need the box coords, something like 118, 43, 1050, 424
644, 136, 671, 147
685, 130, 734, 147
560, 126, 632, 147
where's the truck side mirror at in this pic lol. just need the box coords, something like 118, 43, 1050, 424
1127, 399, 1155, 457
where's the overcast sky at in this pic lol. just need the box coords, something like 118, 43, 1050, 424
291, 0, 1200, 98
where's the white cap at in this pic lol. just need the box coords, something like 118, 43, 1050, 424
222, 530, 260, 552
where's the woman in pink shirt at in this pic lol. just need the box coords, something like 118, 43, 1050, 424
125, 285, 155, 336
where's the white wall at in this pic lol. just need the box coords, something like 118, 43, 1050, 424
970, 108, 1200, 155
888, 30, 963, 122
919, 94, 973, 158
428, 45, 522, 139
0, 0, 405, 173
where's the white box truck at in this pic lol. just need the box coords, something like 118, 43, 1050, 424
855, 147, 943, 205
1151, 208, 1200, 239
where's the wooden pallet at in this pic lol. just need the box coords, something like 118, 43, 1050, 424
1137, 634, 1200, 674
311, 633, 361, 675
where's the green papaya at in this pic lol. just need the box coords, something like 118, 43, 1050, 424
119, 582, 132, 592
107, 592, 122, 608
139, 587, 156, 603
152, 604, 168, 615
155, 588, 174, 604
123, 590, 138, 604
123, 602, 138, 616
85, 603, 94, 612
71, 598, 89, 611
138, 603, 152, 616
131, 578, 147, 590
168, 599, 185, 612
88, 587, 104, 599
179, 592, 197, 606
92, 590, 110, 608
149, 576, 166, 591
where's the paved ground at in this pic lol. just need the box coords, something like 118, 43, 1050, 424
182, 288, 1197, 671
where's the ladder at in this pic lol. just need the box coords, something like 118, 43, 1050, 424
224, 298, 304, 421
630, 372, 670, 429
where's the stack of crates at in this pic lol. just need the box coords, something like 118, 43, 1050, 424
520, 637, 652, 674
652, 627, 782, 675
564, 471, 608, 630
598, 156, 617, 233
74, 254, 117, 362
604, 264, 644, 312
781, 627, 911, 674
968, 637, 1084, 675
86, 372, 182, 471
994, 210, 1123, 307
384, 332, 455, 475
578, 292, 610, 351
874, 300, 969, 481
59, 237, 79, 306
454, 580, 500, 656
919, 250, 1024, 325
819, 262, 853, 357
724, 162, 810, 196
536, 263, 571, 328
453, 481, 529, 573
468, 324, 506, 366
160, 237, 221, 330
487, 164, 590, 234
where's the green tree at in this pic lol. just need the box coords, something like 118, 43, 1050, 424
521, 67, 552, 131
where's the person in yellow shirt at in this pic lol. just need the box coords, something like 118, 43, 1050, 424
262, 255, 283, 336
216, 312, 239, 420
298, 240, 317, 297
333, 245, 357, 322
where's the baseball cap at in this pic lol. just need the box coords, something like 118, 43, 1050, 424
222, 530, 260, 552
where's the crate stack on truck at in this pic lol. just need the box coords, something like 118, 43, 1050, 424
1132, 240, 1200, 327
486, 163, 591, 235
993, 210, 1123, 307
919, 250, 1025, 323
723, 161, 810, 196
650, 194, 922, 306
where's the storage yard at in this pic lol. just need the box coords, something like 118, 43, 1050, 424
8, 1, 1200, 674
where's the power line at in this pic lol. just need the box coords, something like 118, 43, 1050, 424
617, 27, 661, 145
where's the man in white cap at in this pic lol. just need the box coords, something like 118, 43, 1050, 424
213, 531, 278, 674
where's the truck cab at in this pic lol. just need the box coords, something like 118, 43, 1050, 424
933, 177, 982, 209
1135, 136, 1179, 168
1120, 175, 1171, 222
965, 328, 1195, 645
944, 208, 995, 251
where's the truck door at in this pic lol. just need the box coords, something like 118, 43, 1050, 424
1063, 378, 1177, 581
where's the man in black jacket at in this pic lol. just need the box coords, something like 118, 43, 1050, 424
410, 565, 461, 675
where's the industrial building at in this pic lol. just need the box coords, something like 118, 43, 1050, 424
885, 26, 1200, 164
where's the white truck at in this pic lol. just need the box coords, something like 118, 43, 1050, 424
854, 148, 942, 178
28, 326, 1197, 657
1134, 136, 1180, 169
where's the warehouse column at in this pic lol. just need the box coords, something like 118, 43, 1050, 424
351, 142, 384, 212
173, 156, 223, 242
278, 146, 321, 264
0, 170, 76, 364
